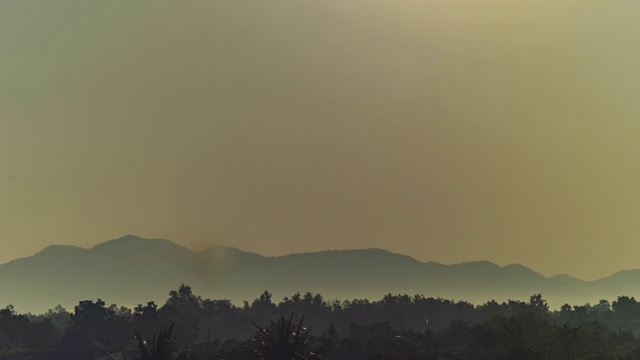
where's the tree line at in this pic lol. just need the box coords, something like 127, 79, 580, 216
4, 285, 640, 359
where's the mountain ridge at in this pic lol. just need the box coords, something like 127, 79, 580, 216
2, 237, 597, 280
2, 235, 640, 313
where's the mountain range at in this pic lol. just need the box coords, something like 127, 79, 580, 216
1, 235, 638, 313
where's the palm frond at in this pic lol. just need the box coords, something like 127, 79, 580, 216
135, 322, 190, 360
246, 314, 320, 360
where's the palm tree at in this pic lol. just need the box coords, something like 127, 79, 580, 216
134, 323, 190, 360
247, 314, 325, 360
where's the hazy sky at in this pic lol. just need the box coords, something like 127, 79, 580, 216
1, 1, 639, 280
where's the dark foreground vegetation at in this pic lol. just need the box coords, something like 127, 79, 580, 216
4, 285, 640, 359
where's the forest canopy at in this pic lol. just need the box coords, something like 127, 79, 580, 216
3, 285, 640, 359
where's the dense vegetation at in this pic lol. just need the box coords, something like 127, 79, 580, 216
4, 285, 640, 359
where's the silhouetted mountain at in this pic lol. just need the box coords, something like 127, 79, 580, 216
0, 235, 638, 313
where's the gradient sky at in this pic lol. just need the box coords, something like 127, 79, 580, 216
1, 1, 639, 280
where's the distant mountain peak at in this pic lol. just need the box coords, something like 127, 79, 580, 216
549, 273, 584, 284
277, 247, 415, 257
95, 234, 151, 245
35, 244, 86, 256
271, 248, 425, 267
502, 263, 544, 277
210, 244, 244, 252
90, 235, 178, 249
504, 263, 534, 270
116, 234, 144, 240
455, 260, 500, 268
197, 245, 252, 257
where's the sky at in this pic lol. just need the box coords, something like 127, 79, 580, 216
1, 0, 640, 281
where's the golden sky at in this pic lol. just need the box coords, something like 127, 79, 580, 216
1, 0, 639, 280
